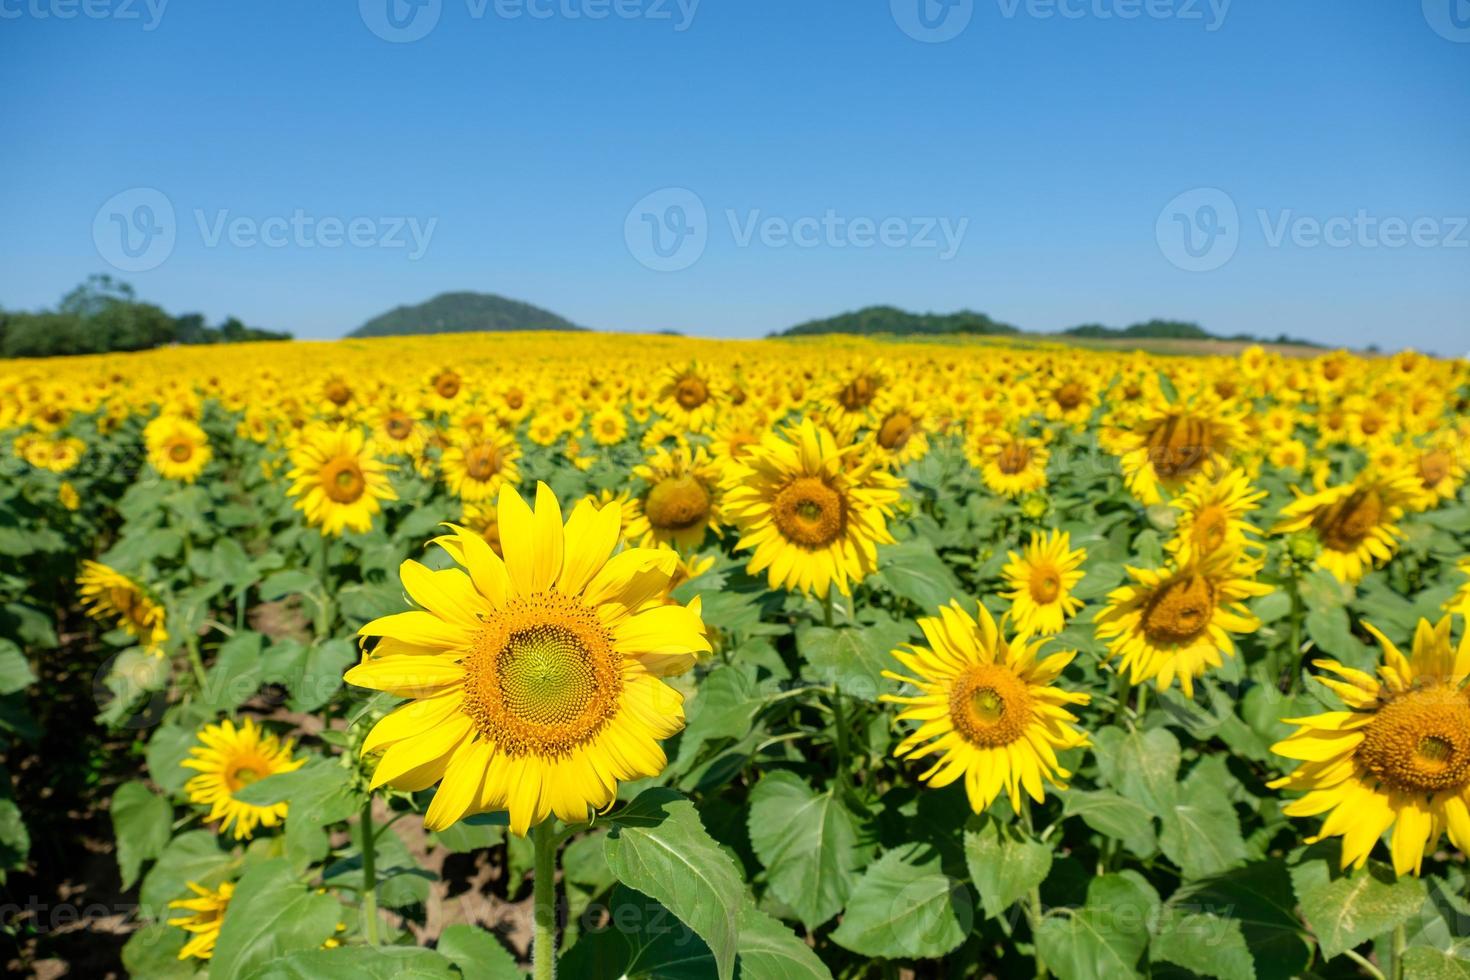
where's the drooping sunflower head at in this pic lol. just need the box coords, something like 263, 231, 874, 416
182, 717, 303, 840
1272, 467, 1422, 585
286, 424, 397, 536
347, 482, 709, 835
441, 429, 522, 503
882, 600, 1090, 813
625, 444, 724, 552
169, 880, 234, 961
1095, 555, 1272, 698
724, 419, 903, 597
1271, 617, 1470, 876
1000, 529, 1087, 637
78, 560, 168, 654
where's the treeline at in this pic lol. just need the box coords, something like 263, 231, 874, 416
0, 276, 290, 359
1063, 319, 1321, 347
778, 305, 1020, 337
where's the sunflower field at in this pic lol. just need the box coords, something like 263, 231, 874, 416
3, 334, 1470, 980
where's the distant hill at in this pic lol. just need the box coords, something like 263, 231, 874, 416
1063, 319, 1321, 347
775, 305, 1020, 338
349, 292, 584, 338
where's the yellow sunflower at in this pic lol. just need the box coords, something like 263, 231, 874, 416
1271, 617, 1470, 876
623, 444, 724, 552
441, 430, 521, 503
882, 600, 1090, 813
1094, 555, 1272, 698
867, 387, 930, 468
1272, 468, 1422, 585
1409, 439, 1465, 511
657, 362, 722, 432
724, 419, 903, 598
78, 560, 168, 654
589, 406, 628, 446
182, 717, 303, 840
976, 433, 1049, 499
460, 500, 503, 557
369, 398, 428, 458
170, 880, 233, 960
1166, 465, 1266, 568
1118, 401, 1245, 504
286, 425, 397, 536
146, 417, 212, 483
346, 483, 708, 836
1000, 530, 1086, 637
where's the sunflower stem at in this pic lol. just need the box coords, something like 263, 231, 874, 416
532, 819, 559, 980
1285, 566, 1304, 692
359, 796, 380, 945
822, 589, 835, 628
315, 533, 335, 638
1020, 799, 1049, 980
1391, 923, 1407, 980
185, 637, 209, 692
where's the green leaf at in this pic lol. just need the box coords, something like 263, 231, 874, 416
673, 665, 769, 767
111, 780, 172, 890
604, 788, 744, 980
259, 569, 319, 602
139, 830, 234, 920
0, 639, 36, 694
873, 538, 964, 612
234, 757, 359, 864
1290, 842, 1428, 962
964, 813, 1052, 920
746, 770, 872, 928
202, 631, 265, 713
734, 901, 833, 980
1158, 758, 1249, 880
244, 945, 461, 979
1401, 948, 1470, 980
147, 722, 202, 794
1062, 790, 1158, 858
0, 794, 30, 875
1096, 726, 1181, 817
288, 638, 358, 713
1034, 873, 1157, 980
434, 923, 523, 980
796, 618, 914, 702
1169, 860, 1310, 980
828, 843, 972, 959
1149, 906, 1255, 980
209, 858, 344, 979
1305, 606, 1370, 670
121, 922, 191, 979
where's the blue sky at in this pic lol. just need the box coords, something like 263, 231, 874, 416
2, 1, 1467, 349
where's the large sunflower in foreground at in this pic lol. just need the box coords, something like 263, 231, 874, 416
169, 880, 233, 960
724, 419, 903, 597
346, 483, 708, 835
1271, 617, 1470, 876
1272, 468, 1421, 585
78, 560, 168, 654
1000, 529, 1086, 636
286, 425, 397, 536
882, 600, 1090, 813
1094, 555, 1272, 698
623, 444, 724, 552
182, 718, 303, 840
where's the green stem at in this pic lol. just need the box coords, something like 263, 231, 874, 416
185, 638, 208, 692
315, 534, 335, 638
821, 589, 835, 628
532, 819, 559, 980
1135, 685, 1149, 720
1111, 670, 1132, 728
1020, 799, 1049, 980
1286, 568, 1304, 692
359, 796, 380, 945
1391, 923, 1406, 980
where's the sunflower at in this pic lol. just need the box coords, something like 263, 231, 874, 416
460, 500, 503, 556
624, 445, 724, 552
346, 483, 707, 835
882, 600, 1090, 813
1118, 401, 1245, 504
146, 417, 212, 483
441, 429, 521, 503
1094, 555, 1272, 698
370, 398, 428, 458
724, 419, 903, 597
58, 481, 79, 512
1000, 530, 1086, 636
1409, 439, 1465, 511
975, 433, 1049, 499
78, 560, 168, 654
1271, 617, 1470, 876
182, 717, 303, 840
170, 880, 234, 960
823, 362, 888, 440
1043, 374, 1098, 428
589, 406, 628, 446
867, 387, 930, 468
657, 362, 721, 432
1272, 468, 1422, 585
286, 425, 397, 536
1166, 465, 1266, 568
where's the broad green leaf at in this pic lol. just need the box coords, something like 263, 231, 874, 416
139, 830, 234, 920
121, 922, 192, 979
434, 923, 523, 979
873, 538, 964, 613
209, 858, 343, 979
1149, 906, 1254, 980
796, 618, 914, 702
1401, 948, 1470, 980
964, 814, 1052, 920
1034, 873, 1157, 980
674, 665, 769, 766
244, 945, 461, 979
202, 631, 265, 713
1290, 843, 1427, 961
746, 770, 871, 928
1097, 726, 1181, 817
288, 637, 358, 712
259, 569, 319, 602
604, 788, 744, 980
1158, 758, 1249, 880
147, 722, 204, 794
734, 900, 833, 980
0, 639, 36, 694
1062, 790, 1158, 858
235, 757, 359, 865
1170, 860, 1310, 980
828, 843, 972, 959
111, 780, 172, 889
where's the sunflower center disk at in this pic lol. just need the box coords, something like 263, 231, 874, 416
878, 413, 914, 450
772, 477, 846, 549
1054, 382, 1084, 410
1314, 488, 1382, 552
435, 373, 461, 398
461, 594, 621, 757
1357, 687, 1470, 793
997, 443, 1031, 475
644, 476, 711, 531
1145, 414, 1212, 480
950, 664, 1032, 748
1142, 574, 1215, 646
1194, 507, 1229, 555
325, 381, 352, 406
465, 444, 501, 481
168, 440, 194, 463
386, 414, 413, 439
839, 377, 878, 412
1029, 566, 1061, 604
322, 458, 366, 503
1419, 451, 1451, 487
674, 376, 709, 410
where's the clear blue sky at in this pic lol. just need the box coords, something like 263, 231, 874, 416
2, 1, 1467, 349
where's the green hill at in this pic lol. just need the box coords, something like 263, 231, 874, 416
349, 291, 584, 338
1063, 319, 1321, 347
776, 305, 1020, 338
